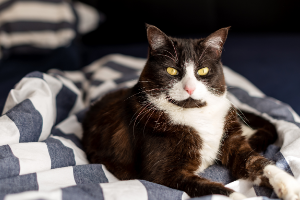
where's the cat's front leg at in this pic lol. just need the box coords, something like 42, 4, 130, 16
220, 125, 300, 200
261, 165, 300, 200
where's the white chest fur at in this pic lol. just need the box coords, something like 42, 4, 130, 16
148, 94, 231, 173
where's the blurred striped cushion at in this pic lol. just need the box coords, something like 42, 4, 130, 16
0, 0, 78, 59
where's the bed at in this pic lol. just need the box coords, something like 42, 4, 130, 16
0, 54, 299, 200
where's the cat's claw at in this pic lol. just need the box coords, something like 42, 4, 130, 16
229, 192, 247, 200
264, 165, 300, 200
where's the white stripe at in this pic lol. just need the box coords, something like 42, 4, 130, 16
181, 192, 190, 200
225, 180, 257, 198
43, 74, 63, 128
0, 0, 10, 5
84, 54, 146, 73
0, 1, 75, 25
51, 136, 89, 165
93, 67, 122, 81
4, 190, 62, 200
37, 166, 76, 191
4, 77, 55, 141
0, 115, 20, 146
102, 165, 119, 183
100, 180, 147, 200
223, 66, 265, 98
0, 29, 75, 49
74, 1, 100, 34
211, 194, 231, 200
88, 80, 117, 101
55, 115, 83, 139
9, 142, 51, 175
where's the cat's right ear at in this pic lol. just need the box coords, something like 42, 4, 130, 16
146, 24, 172, 52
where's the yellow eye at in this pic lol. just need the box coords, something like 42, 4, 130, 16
198, 67, 209, 76
167, 67, 178, 75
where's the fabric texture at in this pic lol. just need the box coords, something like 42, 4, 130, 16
0, 54, 300, 200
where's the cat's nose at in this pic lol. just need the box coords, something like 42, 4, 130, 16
184, 87, 195, 95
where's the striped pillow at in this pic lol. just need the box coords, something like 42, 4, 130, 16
0, 0, 78, 59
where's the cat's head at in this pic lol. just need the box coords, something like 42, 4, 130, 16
139, 24, 229, 109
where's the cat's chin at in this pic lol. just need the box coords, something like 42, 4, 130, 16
167, 96, 207, 109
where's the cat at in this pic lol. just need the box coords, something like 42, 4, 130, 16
82, 24, 300, 200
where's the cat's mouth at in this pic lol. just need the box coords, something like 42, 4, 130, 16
166, 96, 207, 108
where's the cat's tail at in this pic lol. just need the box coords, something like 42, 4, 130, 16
239, 111, 277, 153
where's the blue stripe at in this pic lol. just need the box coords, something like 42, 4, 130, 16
75, 108, 87, 123
90, 80, 104, 86
263, 145, 280, 161
55, 85, 77, 125
263, 196, 280, 200
84, 72, 93, 80
0, 145, 20, 179
190, 195, 213, 200
274, 151, 294, 176
74, 82, 82, 90
254, 146, 292, 198
139, 180, 183, 200
0, 21, 74, 33
25, 71, 44, 79
253, 185, 273, 198
44, 138, 76, 169
104, 61, 137, 74
51, 128, 83, 150
73, 164, 108, 184
228, 87, 295, 122
6, 99, 43, 143
62, 184, 104, 200
198, 164, 235, 185
0, 173, 38, 195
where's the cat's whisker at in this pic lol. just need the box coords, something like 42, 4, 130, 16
125, 88, 166, 101
226, 99, 251, 129
130, 102, 152, 126
133, 104, 158, 131
143, 109, 157, 136
132, 104, 154, 138
154, 111, 164, 131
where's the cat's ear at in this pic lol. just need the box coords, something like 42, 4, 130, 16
146, 24, 173, 52
203, 27, 230, 53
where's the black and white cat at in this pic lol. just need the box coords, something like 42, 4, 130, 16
82, 24, 300, 200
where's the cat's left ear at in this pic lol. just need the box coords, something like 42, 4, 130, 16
203, 27, 230, 54
146, 24, 173, 52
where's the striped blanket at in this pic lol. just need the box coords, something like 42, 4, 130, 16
0, 54, 299, 200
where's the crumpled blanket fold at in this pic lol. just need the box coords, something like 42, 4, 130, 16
0, 54, 299, 200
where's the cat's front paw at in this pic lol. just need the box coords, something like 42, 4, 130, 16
264, 165, 300, 200
229, 192, 247, 200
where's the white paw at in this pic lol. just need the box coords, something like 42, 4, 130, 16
229, 192, 247, 200
264, 165, 300, 200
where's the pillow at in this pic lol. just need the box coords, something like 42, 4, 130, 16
0, 0, 101, 59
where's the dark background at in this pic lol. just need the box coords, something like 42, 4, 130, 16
79, 0, 300, 114
1, 0, 300, 115
80, 0, 300, 44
